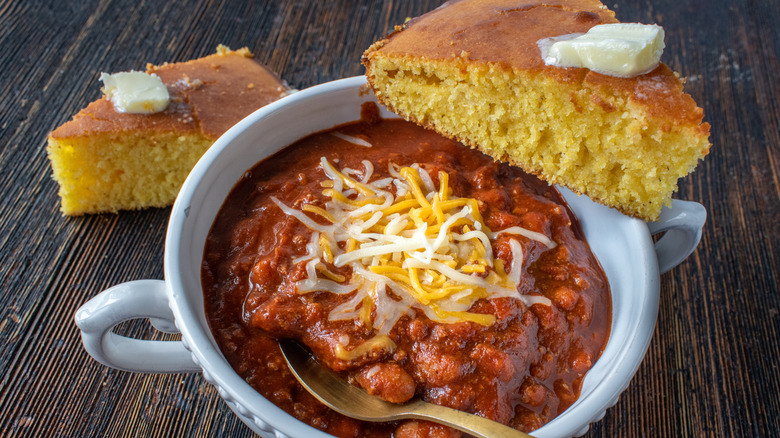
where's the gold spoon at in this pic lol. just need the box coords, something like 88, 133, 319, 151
279, 339, 535, 438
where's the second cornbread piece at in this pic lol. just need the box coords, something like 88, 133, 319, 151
362, 0, 711, 221
47, 46, 289, 215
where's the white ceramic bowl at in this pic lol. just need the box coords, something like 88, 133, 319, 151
75, 76, 706, 438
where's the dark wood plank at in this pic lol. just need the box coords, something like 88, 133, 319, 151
0, 0, 777, 437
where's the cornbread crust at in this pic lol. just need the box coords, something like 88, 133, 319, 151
362, 0, 711, 220
48, 46, 289, 215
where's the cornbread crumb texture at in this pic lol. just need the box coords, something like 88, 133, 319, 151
47, 46, 289, 215
363, 0, 711, 221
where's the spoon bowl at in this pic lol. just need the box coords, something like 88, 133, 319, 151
278, 339, 534, 438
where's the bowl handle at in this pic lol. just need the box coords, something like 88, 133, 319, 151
646, 200, 707, 274
74, 279, 201, 373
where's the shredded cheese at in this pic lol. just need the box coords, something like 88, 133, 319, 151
334, 335, 396, 360
274, 157, 555, 357
331, 132, 373, 148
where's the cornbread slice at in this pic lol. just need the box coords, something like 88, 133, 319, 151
47, 46, 289, 215
362, 0, 711, 221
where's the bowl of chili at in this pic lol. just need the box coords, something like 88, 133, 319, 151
75, 76, 706, 437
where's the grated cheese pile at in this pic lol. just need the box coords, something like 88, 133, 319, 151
272, 156, 555, 357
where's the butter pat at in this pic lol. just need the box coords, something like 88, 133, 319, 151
539, 23, 665, 78
100, 71, 170, 114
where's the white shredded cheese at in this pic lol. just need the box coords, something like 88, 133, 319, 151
331, 132, 373, 147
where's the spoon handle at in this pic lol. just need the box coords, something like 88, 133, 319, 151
409, 401, 534, 438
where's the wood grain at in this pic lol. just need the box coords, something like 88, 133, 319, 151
0, 0, 777, 437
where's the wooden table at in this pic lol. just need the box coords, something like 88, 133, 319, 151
1, 0, 777, 436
